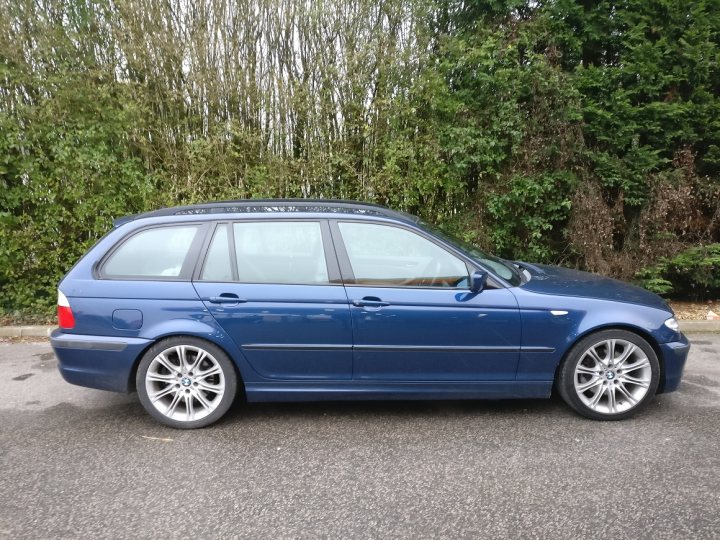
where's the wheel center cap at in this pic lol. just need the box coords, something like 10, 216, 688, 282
181, 376, 192, 387
606, 371, 616, 380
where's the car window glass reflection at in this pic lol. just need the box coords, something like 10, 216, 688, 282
338, 222, 468, 287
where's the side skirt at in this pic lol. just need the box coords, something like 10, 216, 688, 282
244, 381, 553, 403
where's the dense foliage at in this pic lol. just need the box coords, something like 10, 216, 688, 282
1, 0, 720, 317
636, 243, 720, 298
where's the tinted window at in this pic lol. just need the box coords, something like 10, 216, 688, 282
233, 221, 329, 284
103, 226, 199, 278
201, 224, 233, 281
338, 222, 468, 287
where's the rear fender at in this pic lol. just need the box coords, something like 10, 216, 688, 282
137, 317, 261, 383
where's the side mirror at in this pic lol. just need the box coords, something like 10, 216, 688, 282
469, 270, 488, 293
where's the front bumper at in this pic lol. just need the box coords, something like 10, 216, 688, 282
658, 333, 691, 393
51, 330, 151, 393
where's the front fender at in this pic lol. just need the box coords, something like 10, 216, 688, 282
511, 289, 675, 382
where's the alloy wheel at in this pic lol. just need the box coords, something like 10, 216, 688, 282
144, 345, 226, 422
573, 338, 652, 415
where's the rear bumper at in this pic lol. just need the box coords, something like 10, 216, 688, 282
51, 330, 151, 393
658, 333, 691, 394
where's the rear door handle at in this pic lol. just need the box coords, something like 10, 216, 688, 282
352, 297, 390, 308
208, 294, 246, 304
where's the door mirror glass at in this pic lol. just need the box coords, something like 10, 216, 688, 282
469, 270, 488, 293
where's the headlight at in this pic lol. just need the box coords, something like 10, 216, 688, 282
664, 317, 679, 332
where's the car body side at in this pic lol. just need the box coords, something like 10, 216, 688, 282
51, 212, 689, 401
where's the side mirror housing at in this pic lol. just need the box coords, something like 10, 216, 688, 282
469, 270, 488, 293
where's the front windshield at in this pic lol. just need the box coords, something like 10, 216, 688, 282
419, 221, 523, 286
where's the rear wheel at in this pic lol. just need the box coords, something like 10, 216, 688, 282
136, 337, 238, 429
557, 330, 660, 420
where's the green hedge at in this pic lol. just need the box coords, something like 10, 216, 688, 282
1, 0, 720, 318
636, 244, 720, 298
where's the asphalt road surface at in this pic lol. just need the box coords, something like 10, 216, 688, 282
1, 335, 719, 539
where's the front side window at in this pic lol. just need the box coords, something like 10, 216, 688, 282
419, 221, 523, 285
103, 225, 199, 278
233, 221, 329, 284
338, 222, 468, 287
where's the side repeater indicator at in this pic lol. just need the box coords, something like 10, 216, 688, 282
550, 310, 569, 316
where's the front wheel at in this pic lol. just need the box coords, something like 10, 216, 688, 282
557, 330, 660, 420
136, 337, 238, 429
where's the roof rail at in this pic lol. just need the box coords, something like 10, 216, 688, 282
113, 199, 419, 227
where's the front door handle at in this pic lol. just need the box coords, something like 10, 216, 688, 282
352, 297, 390, 308
208, 293, 246, 304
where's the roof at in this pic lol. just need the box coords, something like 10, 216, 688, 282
113, 199, 419, 227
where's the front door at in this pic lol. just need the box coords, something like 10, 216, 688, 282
193, 220, 353, 380
333, 221, 521, 381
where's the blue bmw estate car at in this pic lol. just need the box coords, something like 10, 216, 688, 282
51, 200, 689, 428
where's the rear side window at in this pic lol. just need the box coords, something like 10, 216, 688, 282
233, 221, 329, 284
201, 224, 233, 281
102, 225, 200, 278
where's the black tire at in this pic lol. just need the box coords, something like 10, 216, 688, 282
136, 336, 238, 429
557, 329, 660, 421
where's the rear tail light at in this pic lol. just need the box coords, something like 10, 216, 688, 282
57, 290, 75, 329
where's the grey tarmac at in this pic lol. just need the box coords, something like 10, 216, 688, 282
1, 335, 719, 539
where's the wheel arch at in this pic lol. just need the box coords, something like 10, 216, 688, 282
127, 333, 246, 397
552, 323, 666, 394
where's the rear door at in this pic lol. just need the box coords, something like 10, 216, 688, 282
332, 220, 521, 381
192, 219, 353, 380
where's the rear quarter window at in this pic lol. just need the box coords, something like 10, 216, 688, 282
101, 225, 201, 279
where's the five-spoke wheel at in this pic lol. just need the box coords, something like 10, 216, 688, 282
558, 330, 660, 420
137, 337, 238, 428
